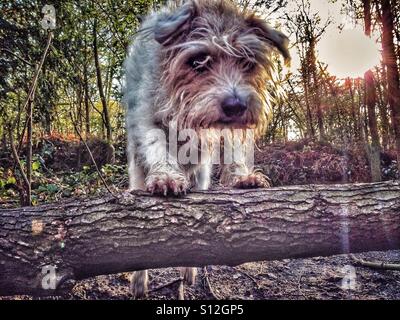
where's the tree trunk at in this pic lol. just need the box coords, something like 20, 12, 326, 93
302, 76, 315, 139
1, 182, 399, 296
375, 67, 390, 150
93, 19, 112, 143
354, 81, 366, 143
363, 0, 372, 36
364, 70, 382, 182
25, 98, 33, 206
83, 23, 91, 137
309, 40, 325, 141
346, 78, 360, 141
381, 0, 400, 172
324, 74, 344, 141
301, 59, 315, 139
83, 66, 90, 137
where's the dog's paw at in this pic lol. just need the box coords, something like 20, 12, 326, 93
145, 171, 189, 196
232, 172, 271, 189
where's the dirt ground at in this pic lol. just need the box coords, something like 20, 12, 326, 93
3, 250, 399, 300
70, 251, 400, 300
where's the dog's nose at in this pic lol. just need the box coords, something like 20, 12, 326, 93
221, 96, 247, 117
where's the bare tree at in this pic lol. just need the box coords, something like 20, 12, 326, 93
379, 0, 400, 172
285, 0, 331, 141
365, 70, 382, 181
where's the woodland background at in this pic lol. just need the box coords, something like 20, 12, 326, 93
0, 0, 400, 300
0, 0, 400, 206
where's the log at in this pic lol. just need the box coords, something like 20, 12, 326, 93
0, 181, 399, 296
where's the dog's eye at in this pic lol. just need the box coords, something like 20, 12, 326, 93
188, 54, 212, 73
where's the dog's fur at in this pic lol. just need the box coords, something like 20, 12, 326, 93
123, 0, 290, 298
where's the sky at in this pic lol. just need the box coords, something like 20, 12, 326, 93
281, 0, 381, 79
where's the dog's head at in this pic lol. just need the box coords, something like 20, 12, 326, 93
153, 0, 290, 136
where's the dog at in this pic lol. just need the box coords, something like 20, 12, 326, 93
123, 0, 290, 298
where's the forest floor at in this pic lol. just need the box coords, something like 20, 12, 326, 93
1, 137, 399, 300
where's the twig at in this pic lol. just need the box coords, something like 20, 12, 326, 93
14, 32, 53, 206
70, 112, 117, 198
202, 267, 219, 300
233, 266, 260, 288
89, 98, 106, 124
17, 32, 54, 153
350, 254, 400, 271
8, 128, 29, 205
1, 48, 34, 66
8, 130, 29, 188
149, 278, 181, 293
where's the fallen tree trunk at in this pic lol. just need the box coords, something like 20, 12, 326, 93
0, 181, 399, 296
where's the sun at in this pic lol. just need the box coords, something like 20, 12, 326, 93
318, 27, 381, 79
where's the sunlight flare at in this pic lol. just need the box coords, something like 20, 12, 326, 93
318, 28, 381, 78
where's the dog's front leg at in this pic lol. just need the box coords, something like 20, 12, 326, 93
220, 138, 270, 189
129, 117, 190, 196
219, 131, 270, 189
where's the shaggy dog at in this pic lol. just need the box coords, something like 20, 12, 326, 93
123, 0, 290, 298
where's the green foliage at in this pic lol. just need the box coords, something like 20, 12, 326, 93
32, 161, 40, 171
0, 0, 161, 139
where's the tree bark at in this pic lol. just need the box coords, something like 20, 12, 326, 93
0, 182, 399, 296
309, 40, 325, 142
346, 78, 360, 142
363, 0, 372, 36
375, 67, 390, 150
355, 78, 367, 143
302, 73, 315, 139
83, 22, 91, 137
364, 70, 382, 182
381, 0, 400, 172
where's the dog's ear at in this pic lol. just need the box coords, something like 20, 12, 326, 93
154, 2, 196, 45
246, 15, 291, 66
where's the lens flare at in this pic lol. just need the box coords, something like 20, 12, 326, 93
318, 28, 381, 78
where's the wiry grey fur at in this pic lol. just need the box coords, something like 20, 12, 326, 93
123, 0, 290, 298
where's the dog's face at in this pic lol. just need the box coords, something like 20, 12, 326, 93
154, 0, 290, 135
